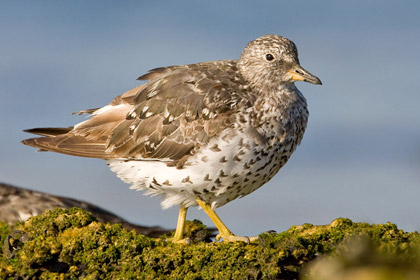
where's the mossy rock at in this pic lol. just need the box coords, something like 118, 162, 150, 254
1, 208, 419, 279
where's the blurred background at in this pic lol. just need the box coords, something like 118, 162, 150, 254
1, 1, 419, 235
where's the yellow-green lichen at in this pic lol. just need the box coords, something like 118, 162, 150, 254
1, 208, 419, 279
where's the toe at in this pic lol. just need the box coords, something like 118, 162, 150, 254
219, 234, 250, 243
167, 237, 191, 245
249, 236, 259, 243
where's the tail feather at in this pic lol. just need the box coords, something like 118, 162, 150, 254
23, 127, 73, 137
21, 134, 109, 159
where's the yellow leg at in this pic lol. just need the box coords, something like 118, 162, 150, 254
196, 198, 252, 243
171, 204, 189, 243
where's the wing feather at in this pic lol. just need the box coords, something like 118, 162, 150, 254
22, 60, 250, 166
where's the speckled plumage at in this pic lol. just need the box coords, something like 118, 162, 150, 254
22, 35, 321, 242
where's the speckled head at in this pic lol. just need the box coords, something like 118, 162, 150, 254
238, 34, 322, 90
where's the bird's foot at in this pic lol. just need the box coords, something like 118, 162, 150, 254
166, 237, 191, 245
248, 235, 259, 242
215, 233, 259, 243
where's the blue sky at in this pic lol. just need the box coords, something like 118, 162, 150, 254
1, 1, 419, 235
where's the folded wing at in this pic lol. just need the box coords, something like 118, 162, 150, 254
22, 61, 247, 166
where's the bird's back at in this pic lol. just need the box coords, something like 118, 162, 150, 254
22, 60, 253, 164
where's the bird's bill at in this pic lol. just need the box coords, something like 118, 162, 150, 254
288, 65, 322, 85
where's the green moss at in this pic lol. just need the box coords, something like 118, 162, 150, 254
182, 219, 214, 243
302, 233, 420, 280
0, 222, 12, 277
0, 222, 11, 248
1, 209, 419, 279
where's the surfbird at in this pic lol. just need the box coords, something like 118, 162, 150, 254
22, 34, 321, 243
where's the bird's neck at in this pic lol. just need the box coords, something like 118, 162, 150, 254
254, 83, 302, 108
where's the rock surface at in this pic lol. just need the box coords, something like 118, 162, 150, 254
0, 182, 171, 237
1, 208, 419, 279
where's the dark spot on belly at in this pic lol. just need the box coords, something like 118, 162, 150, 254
203, 174, 212, 181
152, 177, 161, 186
182, 176, 193, 184
219, 156, 227, 163
210, 144, 222, 152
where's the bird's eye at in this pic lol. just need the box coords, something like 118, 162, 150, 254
265, 54, 274, 61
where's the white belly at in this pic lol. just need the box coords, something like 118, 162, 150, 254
107, 130, 293, 210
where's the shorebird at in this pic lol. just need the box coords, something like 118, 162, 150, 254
22, 34, 321, 243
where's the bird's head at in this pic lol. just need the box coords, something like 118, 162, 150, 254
238, 34, 322, 90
